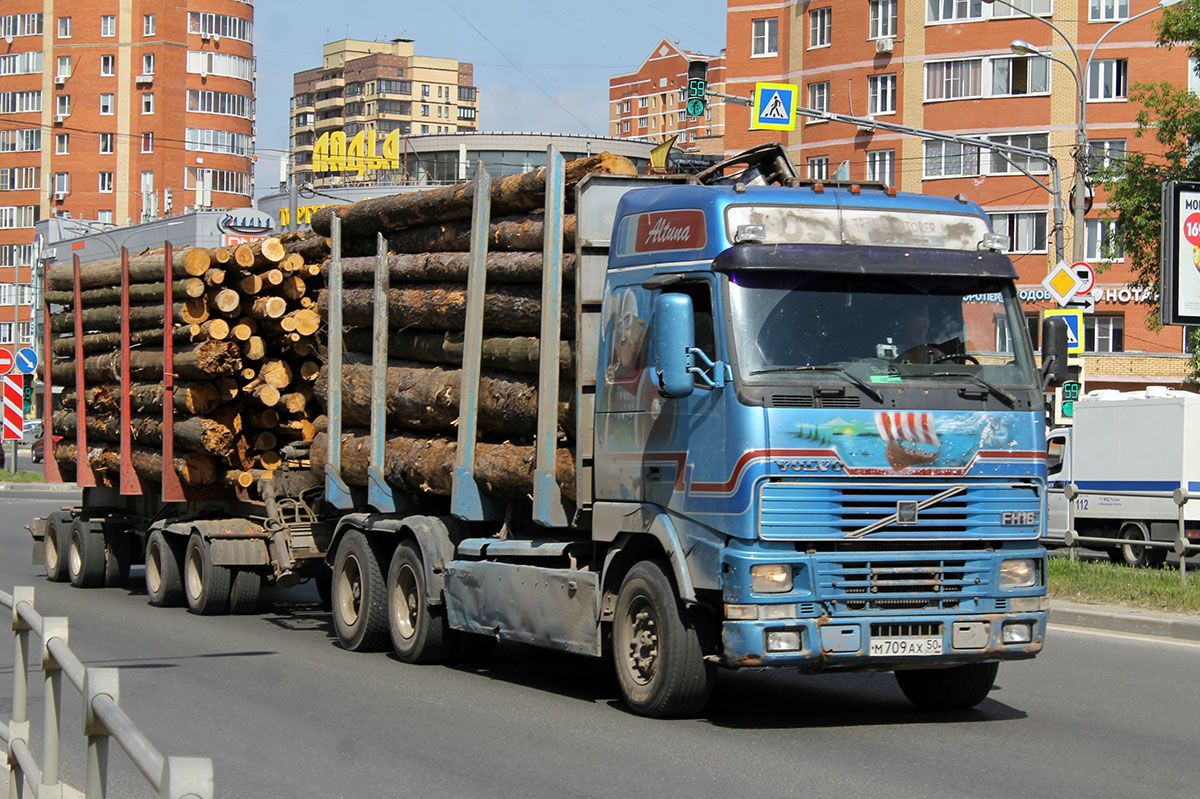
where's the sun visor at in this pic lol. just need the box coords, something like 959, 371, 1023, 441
712, 243, 1018, 279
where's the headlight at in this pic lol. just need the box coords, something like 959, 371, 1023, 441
750, 563, 793, 593
999, 558, 1039, 590
765, 630, 802, 652
1001, 622, 1033, 644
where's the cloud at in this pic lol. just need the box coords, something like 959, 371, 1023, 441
478, 80, 609, 136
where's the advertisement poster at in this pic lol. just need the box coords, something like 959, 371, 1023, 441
1174, 186, 1200, 320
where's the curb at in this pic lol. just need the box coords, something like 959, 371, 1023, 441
0, 482, 80, 493
1049, 604, 1200, 643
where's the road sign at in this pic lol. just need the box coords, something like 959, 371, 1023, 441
1044, 308, 1084, 355
1072, 261, 1096, 294
15, 347, 37, 375
1066, 293, 1096, 314
1041, 260, 1085, 307
0, 347, 12, 375
2, 375, 22, 440
752, 82, 798, 131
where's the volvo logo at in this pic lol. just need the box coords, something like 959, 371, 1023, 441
896, 500, 919, 524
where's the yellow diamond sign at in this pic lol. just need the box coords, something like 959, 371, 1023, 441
1041, 260, 1084, 307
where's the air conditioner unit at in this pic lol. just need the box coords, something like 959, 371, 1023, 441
53, 191, 66, 201
135, 74, 153, 85
3, 35, 12, 45
211, 33, 220, 43
875, 37, 895, 54
200, 32, 211, 41
53, 113, 66, 124
54, 75, 66, 86
857, 116, 876, 133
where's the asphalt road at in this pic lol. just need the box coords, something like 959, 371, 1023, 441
2, 492, 1198, 799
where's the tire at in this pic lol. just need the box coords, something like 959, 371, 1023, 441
145, 530, 184, 607
43, 513, 72, 583
228, 570, 261, 615
895, 661, 999, 710
68, 520, 106, 588
386, 540, 454, 663
183, 533, 231, 615
331, 530, 389, 651
103, 529, 132, 588
1118, 523, 1167, 568
612, 560, 715, 718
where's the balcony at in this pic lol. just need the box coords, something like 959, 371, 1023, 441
314, 75, 344, 92
314, 95, 343, 112
313, 115, 344, 131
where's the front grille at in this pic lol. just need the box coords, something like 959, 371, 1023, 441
770, 394, 862, 408
816, 555, 990, 613
871, 622, 942, 637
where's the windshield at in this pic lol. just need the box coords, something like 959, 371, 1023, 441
728, 270, 1038, 390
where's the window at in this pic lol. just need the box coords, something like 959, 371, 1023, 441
924, 141, 980, 177
926, 59, 982, 100
988, 212, 1048, 254
809, 8, 831, 48
621, 100, 631, 114
57, 17, 70, 38
991, 57, 1048, 96
187, 12, 253, 42
0, 323, 11, 344
927, 0, 983, 23
421, 124, 429, 134
0, 129, 41, 153
53, 172, 69, 195
99, 93, 114, 115
144, 14, 156, 36
97, 210, 113, 224
99, 133, 114, 154
142, 93, 155, 114
622, 120, 630, 133
186, 129, 253, 156
1086, 219, 1124, 261
422, 84, 430, 98
1088, 138, 1126, 177
1088, 59, 1128, 101
639, 115, 648, 129
54, 134, 68, 154
990, 0, 1052, 16
0, 13, 43, 39
186, 51, 254, 81
870, 0, 898, 39
98, 173, 113, 193
1085, 315, 1124, 352
0, 167, 37, 192
142, 54, 155, 75
18, 322, 32, 342
752, 18, 778, 57
985, 133, 1050, 174
867, 150, 895, 186
0, 91, 42, 113
100, 54, 114, 76
100, 15, 115, 37
1090, 0, 1129, 22
17, 286, 33, 306
141, 132, 153, 153
421, 103, 429, 116
0, 52, 43, 76
807, 156, 830, 180
868, 74, 897, 115
808, 81, 830, 116
55, 95, 69, 116
458, 86, 476, 103
56, 55, 70, 78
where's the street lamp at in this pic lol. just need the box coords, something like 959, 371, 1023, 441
984, 0, 1182, 263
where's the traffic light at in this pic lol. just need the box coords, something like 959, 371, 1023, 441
1059, 380, 1081, 419
21, 374, 33, 415
687, 60, 707, 117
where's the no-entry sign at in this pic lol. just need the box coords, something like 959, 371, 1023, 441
0, 347, 13, 375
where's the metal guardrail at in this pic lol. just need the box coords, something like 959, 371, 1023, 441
1043, 483, 1199, 586
1, 586, 213, 799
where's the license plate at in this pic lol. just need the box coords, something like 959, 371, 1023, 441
869, 636, 943, 657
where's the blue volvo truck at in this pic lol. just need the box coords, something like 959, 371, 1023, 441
33, 146, 1068, 718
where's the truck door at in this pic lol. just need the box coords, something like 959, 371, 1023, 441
1045, 429, 1071, 541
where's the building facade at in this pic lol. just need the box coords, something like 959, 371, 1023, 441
723, 0, 1196, 387
290, 39, 479, 188
609, 39, 727, 156
0, 0, 255, 352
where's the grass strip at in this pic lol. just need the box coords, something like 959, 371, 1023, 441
1048, 554, 1200, 613
0, 470, 45, 483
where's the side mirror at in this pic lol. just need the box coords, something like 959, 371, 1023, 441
654, 292, 696, 398
1040, 316, 1069, 388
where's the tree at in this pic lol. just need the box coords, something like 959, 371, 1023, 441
1101, 1, 1200, 377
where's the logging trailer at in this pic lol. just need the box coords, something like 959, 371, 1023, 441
30, 144, 1069, 717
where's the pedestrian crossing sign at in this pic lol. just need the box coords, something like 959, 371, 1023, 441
752, 83, 798, 131
1043, 308, 1084, 355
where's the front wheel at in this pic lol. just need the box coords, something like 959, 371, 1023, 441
387, 540, 454, 663
895, 661, 999, 710
612, 561, 715, 718
331, 530, 389, 651
43, 513, 72, 583
1119, 523, 1167, 568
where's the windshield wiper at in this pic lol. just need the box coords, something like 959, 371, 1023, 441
928, 371, 1016, 407
750, 365, 883, 402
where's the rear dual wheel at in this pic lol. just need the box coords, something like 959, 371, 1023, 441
184, 533, 231, 615
146, 530, 185, 607
331, 530, 389, 651
68, 520, 106, 588
43, 513, 72, 582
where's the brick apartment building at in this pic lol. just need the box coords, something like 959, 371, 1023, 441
0, 0, 255, 352
290, 39, 479, 188
609, 39, 727, 156
719, 0, 1195, 387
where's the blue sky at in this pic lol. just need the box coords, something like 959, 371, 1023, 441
252, 0, 727, 195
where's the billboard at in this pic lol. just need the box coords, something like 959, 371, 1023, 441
1160, 180, 1200, 325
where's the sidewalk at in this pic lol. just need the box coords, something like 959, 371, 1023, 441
1049, 599, 1200, 643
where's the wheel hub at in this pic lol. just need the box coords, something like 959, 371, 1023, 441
627, 606, 659, 684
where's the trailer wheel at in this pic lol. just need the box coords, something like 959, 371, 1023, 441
612, 560, 715, 718
895, 661, 999, 710
184, 533, 231, 615
103, 529, 132, 588
145, 530, 184, 607
386, 540, 454, 663
1118, 523, 1168, 568
43, 513, 72, 583
228, 570, 261, 615
68, 520, 106, 588
331, 530, 389, 651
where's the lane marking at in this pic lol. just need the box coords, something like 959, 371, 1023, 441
1048, 623, 1200, 649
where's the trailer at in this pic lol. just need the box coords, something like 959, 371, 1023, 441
33, 145, 1069, 717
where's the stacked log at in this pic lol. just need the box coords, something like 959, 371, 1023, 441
46, 237, 326, 489
309, 152, 635, 503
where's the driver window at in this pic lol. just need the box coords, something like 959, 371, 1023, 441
673, 282, 716, 365
1046, 436, 1066, 477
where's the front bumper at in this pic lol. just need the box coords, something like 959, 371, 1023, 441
721, 610, 1047, 670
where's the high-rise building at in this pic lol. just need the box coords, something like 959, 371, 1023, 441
609, 39, 726, 156
722, 0, 1196, 388
0, 1, 255, 351
290, 39, 479, 188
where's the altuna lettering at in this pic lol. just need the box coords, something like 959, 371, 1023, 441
645, 217, 694, 245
